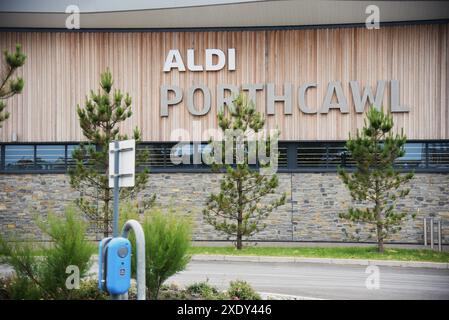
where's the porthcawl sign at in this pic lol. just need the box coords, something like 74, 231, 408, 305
160, 48, 409, 117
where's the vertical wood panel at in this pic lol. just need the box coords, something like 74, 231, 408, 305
0, 23, 447, 142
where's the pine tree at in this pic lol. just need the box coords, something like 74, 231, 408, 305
69, 69, 154, 237
338, 107, 414, 252
203, 93, 286, 250
0, 44, 26, 128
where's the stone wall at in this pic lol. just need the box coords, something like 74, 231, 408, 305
1, 173, 448, 244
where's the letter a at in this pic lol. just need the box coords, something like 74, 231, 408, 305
163, 50, 186, 72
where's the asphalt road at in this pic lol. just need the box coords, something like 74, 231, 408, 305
1, 260, 448, 300
168, 261, 449, 300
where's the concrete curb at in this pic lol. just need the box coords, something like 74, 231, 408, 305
258, 292, 324, 300
191, 254, 449, 269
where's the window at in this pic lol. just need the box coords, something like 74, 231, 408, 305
36, 145, 66, 171
4, 145, 34, 171
396, 143, 426, 169
1, 141, 448, 173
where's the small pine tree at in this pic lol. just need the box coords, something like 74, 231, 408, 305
0, 44, 26, 128
69, 69, 154, 237
338, 107, 414, 252
203, 93, 286, 250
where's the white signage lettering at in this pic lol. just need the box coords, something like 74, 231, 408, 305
160, 48, 409, 117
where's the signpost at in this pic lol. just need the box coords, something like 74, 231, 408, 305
109, 139, 135, 237
98, 139, 146, 300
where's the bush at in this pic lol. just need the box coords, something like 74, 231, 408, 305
158, 283, 190, 300
186, 281, 217, 295
0, 277, 13, 300
71, 279, 108, 300
227, 280, 261, 300
186, 281, 226, 300
0, 207, 94, 299
142, 208, 192, 299
0, 277, 110, 300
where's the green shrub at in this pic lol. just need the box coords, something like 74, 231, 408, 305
119, 201, 141, 228
0, 277, 110, 301
227, 280, 260, 300
71, 279, 108, 300
186, 281, 227, 300
158, 283, 189, 300
187, 281, 217, 298
142, 208, 192, 299
0, 276, 42, 300
0, 277, 13, 300
186, 281, 217, 295
0, 207, 94, 299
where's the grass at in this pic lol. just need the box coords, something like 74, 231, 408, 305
189, 246, 449, 263
4, 243, 448, 263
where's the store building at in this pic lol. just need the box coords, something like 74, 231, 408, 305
0, 1, 448, 244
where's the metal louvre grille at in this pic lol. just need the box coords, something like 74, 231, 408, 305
297, 144, 328, 168
137, 144, 175, 168
428, 143, 449, 169
277, 146, 288, 168
297, 143, 353, 168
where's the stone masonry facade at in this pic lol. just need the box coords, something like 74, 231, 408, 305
1, 173, 448, 244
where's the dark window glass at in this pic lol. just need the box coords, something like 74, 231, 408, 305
395, 143, 426, 169
166, 143, 213, 168
197, 143, 214, 167
67, 144, 84, 168
5, 145, 34, 170
171, 143, 194, 167
36, 145, 66, 170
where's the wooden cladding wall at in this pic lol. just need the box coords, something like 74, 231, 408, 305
0, 23, 448, 142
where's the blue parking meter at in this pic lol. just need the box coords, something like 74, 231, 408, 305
98, 237, 132, 295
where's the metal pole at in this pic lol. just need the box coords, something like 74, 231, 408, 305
430, 218, 434, 250
121, 219, 146, 300
111, 141, 120, 300
423, 218, 427, 247
113, 141, 120, 238
438, 220, 442, 252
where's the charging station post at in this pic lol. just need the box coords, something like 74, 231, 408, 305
98, 139, 146, 300
121, 219, 146, 300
